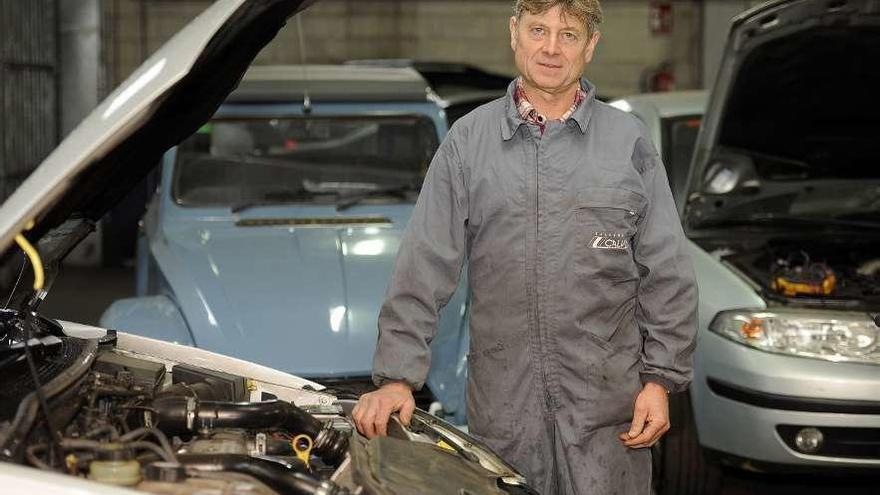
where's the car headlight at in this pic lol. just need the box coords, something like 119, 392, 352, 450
710, 309, 879, 365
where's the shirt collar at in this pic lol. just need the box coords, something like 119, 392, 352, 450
501, 78, 596, 141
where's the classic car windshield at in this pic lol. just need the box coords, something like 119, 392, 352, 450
172, 115, 439, 207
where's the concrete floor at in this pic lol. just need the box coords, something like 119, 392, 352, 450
41, 265, 880, 494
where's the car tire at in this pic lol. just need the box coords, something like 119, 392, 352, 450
652, 391, 723, 495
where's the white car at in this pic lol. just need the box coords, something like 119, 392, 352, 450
0, 1, 534, 494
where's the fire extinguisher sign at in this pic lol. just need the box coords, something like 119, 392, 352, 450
649, 1, 673, 35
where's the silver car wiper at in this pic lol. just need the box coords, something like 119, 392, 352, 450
335, 183, 420, 212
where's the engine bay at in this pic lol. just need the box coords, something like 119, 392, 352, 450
701, 236, 880, 309
0, 312, 529, 495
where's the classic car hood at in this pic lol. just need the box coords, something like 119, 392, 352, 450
159, 222, 404, 377
684, 0, 880, 224
0, 0, 315, 309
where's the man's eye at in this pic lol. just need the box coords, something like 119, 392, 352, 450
562, 32, 578, 41
530, 27, 545, 36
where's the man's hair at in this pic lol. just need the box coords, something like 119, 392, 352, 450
513, 0, 603, 35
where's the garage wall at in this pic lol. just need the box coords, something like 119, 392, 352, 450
102, 0, 703, 99
0, 0, 59, 201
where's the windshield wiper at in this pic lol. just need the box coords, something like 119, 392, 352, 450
231, 189, 318, 214
335, 183, 420, 212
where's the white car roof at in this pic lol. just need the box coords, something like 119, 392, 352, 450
609, 90, 708, 119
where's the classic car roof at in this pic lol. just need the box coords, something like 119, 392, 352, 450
227, 64, 432, 103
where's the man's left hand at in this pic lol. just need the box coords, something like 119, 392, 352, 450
619, 382, 670, 449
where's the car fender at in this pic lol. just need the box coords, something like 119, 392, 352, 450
99, 294, 195, 346
685, 238, 766, 446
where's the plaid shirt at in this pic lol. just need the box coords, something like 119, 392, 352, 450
513, 77, 586, 135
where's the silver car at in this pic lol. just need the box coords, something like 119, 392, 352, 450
612, 1, 880, 492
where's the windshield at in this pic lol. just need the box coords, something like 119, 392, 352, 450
172, 115, 439, 207
661, 115, 701, 202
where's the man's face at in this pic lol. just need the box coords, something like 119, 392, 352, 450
510, 5, 600, 95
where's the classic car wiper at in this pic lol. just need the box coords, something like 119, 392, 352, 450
230, 189, 319, 213
335, 183, 419, 212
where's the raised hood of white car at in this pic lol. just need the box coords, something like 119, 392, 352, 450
0, 0, 315, 309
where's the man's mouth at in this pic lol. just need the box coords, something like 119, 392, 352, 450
537, 62, 563, 70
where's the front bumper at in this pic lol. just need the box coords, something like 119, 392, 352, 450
693, 331, 880, 468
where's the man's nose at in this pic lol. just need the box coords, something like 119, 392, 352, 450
542, 34, 561, 55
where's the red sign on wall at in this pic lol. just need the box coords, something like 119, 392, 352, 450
649, 2, 673, 35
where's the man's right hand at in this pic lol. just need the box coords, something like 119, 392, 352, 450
352, 381, 415, 438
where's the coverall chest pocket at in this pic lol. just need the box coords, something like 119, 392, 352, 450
574, 187, 646, 282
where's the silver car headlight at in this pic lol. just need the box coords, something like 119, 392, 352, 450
710, 309, 879, 365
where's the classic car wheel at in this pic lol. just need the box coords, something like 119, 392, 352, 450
653, 392, 723, 495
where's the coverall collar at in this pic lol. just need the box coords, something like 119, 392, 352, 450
501, 77, 597, 141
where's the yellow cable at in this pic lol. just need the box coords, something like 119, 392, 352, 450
14, 230, 44, 292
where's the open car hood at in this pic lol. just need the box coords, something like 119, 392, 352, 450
0, 0, 315, 307
684, 0, 880, 226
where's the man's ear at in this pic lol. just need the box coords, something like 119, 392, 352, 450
509, 16, 518, 51
583, 30, 601, 64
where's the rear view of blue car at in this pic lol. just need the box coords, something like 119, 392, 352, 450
101, 65, 471, 423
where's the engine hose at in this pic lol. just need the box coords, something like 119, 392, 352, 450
150, 397, 348, 464
178, 454, 347, 495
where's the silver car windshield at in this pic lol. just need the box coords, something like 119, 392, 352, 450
172, 115, 438, 207
661, 114, 701, 202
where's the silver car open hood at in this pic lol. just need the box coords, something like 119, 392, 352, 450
684, 0, 880, 227
0, 0, 315, 307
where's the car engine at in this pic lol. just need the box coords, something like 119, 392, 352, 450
0, 312, 530, 495
710, 238, 880, 308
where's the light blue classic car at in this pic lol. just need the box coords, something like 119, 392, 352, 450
100, 65, 470, 423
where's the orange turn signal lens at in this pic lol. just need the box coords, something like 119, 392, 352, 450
740, 318, 765, 339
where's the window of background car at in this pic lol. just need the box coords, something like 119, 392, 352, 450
661, 115, 701, 202
172, 115, 439, 207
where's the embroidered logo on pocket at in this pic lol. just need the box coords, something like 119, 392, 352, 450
590, 232, 629, 250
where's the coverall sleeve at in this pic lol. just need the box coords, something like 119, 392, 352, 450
372, 135, 469, 391
631, 133, 698, 394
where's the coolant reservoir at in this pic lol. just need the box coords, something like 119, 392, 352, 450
88, 443, 141, 486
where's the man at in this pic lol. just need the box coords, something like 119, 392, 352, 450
353, 1, 697, 493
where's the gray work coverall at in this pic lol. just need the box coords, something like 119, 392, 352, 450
373, 79, 698, 495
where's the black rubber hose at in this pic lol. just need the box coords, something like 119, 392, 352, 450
178, 454, 346, 495
150, 397, 348, 464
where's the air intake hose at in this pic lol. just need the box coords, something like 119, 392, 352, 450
149, 396, 348, 465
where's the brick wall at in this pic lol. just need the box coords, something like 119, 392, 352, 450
103, 0, 707, 99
